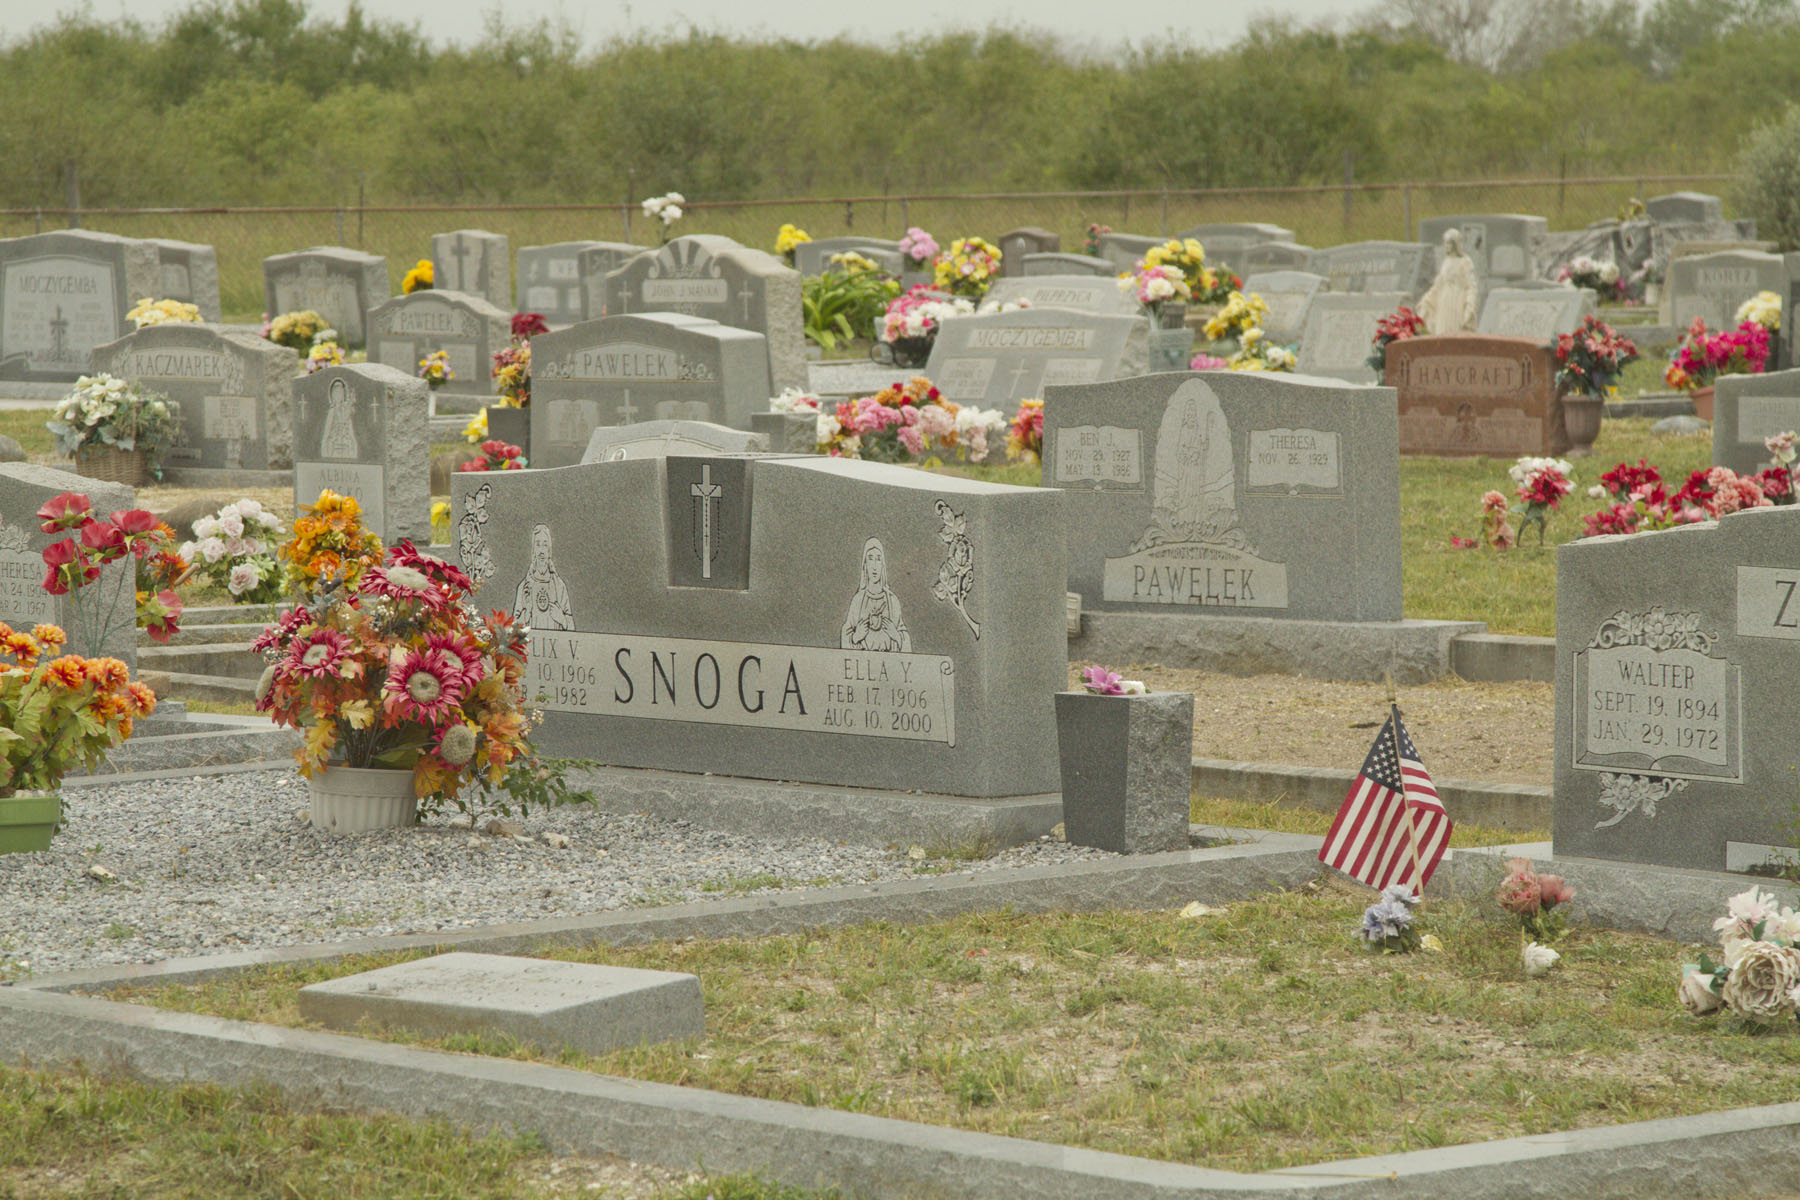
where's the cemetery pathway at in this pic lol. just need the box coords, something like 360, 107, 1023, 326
1066, 666, 1553, 785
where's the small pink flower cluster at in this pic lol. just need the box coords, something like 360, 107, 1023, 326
1080, 664, 1146, 695
1498, 857, 1576, 942
1665, 317, 1771, 391
898, 227, 938, 267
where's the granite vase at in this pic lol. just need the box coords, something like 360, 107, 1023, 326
309, 766, 418, 834
1053, 690, 1193, 854
0, 793, 61, 854
1560, 392, 1605, 457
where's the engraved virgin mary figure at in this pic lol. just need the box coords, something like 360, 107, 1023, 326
1133, 378, 1248, 552
841, 537, 910, 653
512, 523, 573, 631
319, 378, 359, 460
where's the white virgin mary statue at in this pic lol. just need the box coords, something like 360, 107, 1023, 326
1417, 228, 1480, 334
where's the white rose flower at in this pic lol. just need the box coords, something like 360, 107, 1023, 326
1679, 968, 1724, 1015
816, 412, 842, 445
219, 511, 245, 538
666, 192, 684, 206
228, 563, 259, 595
1522, 941, 1560, 977
193, 516, 219, 539
197, 536, 227, 562
662, 205, 683, 223
1721, 941, 1800, 1021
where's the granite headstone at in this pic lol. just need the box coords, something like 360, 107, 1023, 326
1313, 241, 1435, 298
577, 242, 650, 321
366, 290, 510, 400
262, 247, 388, 347
517, 241, 603, 327
1712, 369, 1800, 476
978, 275, 1140, 318
1385, 333, 1568, 457
1417, 214, 1546, 282
430, 229, 510, 311
290, 363, 430, 545
1095, 233, 1164, 274
581, 418, 769, 463
997, 227, 1060, 275
1235, 242, 1317, 275
144, 238, 223, 323
1666, 250, 1787, 332
1296, 293, 1408, 384
924, 308, 1147, 408
1022, 253, 1115, 277
791, 238, 904, 278
1476, 286, 1597, 342
1242, 271, 1325, 346
0, 230, 161, 382
0, 463, 136, 666
1646, 192, 1725, 226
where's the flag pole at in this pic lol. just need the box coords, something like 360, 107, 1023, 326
1385, 671, 1427, 898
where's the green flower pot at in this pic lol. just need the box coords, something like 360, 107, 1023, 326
0, 793, 62, 854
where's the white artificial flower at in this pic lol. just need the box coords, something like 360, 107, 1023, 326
661, 205, 683, 224
666, 191, 684, 206
218, 511, 245, 538
1679, 968, 1724, 1015
228, 563, 259, 595
192, 516, 219, 539
816, 412, 842, 445
1120, 679, 1148, 695
1522, 941, 1560, 977
197, 536, 227, 562
1587, 485, 1606, 498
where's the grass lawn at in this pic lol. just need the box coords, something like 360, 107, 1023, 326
1189, 795, 1545, 845
0, 407, 55, 458
117, 890, 1792, 1175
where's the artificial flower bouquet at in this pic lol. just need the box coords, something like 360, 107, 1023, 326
1736, 290, 1782, 333
774, 223, 812, 265
262, 310, 331, 353
180, 498, 287, 606
491, 342, 531, 406
898, 227, 938, 270
1080, 665, 1146, 695
1143, 238, 1237, 304
1202, 291, 1270, 344
0, 620, 155, 802
458, 440, 527, 472
279, 489, 383, 593
1554, 316, 1638, 397
1366, 306, 1427, 374
933, 236, 1002, 299
1496, 857, 1576, 942
641, 192, 685, 242
402, 258, 434, 294
252, 541, 537, 809
1007, 398, 1043, 463
1664, 316, 1771, 391
304, 341, 344, 374
126, 298, 202, 329
36, 491, 184, 651
1580, 455, 1784, 537
1358, 885, 1422, 953
880, 287, 974, 345
1118, 262, 1191, 322
48, 374, 179, 479
1680, 886, 1800, 1023
1556, 255, 1625, 301
418, 350, 454, 390
1226, 327, 1296, 373
787, 377, 1006, 464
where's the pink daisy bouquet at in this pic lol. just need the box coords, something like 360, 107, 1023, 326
253, 541, 538, 807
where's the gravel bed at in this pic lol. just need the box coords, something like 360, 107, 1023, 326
0, 769, 1114, 979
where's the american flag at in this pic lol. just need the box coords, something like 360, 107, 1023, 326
1319, 710, 1451, 892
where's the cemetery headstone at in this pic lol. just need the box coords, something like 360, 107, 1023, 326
1665, 250, 1788, 332
297, 952, 703, 1056
90, 323, 301, 471
1712, 368, 1800, 476
517, 241, 602, 327
448, 454, 1066, 798
529, 312, 770, 470
1313, 241, 1435, 298
1476, 286, 1597, 342
1646, 192, 1725, 226
1235, 241, 1317, 275
0, 463, 135, 666
1095, 233, 1164, 274
924, 308, 1147, 408
997, 227, 1060, 275
366, 290, 510, 400
430, 229, 510, 311
1385, 333, 1567, 457
1242, 271, 1325, 346
978, 274, 1140, 318
1417, 214, 1547, 282
290, 363, 430, 545
1022, 253, 1114, 277
0, 230, 160, 382
750, 410, 819, 453
1042, 371, 1402, 622
577, 242, 650, 321
1295, 292, 1408, 384
1552, 503, 1800, 870
262, 247, 388, 348
144, 238, 222, 322
791, 237, 904, 277
600, 235, 807, 393
1177, 222, 1296, 264
581, 418, 769, 463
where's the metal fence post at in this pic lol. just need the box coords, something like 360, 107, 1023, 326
1341, 150, 1354, 238
64, 159, 80, 229
1403, 183, 1412, 241
901, 196, 909, 228
845, 200, 854, 231
1160, 188, 1168, 236
335, 208, 345, 245
34, 208, 42, 235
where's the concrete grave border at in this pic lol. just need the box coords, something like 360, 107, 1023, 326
9, 813, 1800, 1200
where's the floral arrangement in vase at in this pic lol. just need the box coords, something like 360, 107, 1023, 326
0, 621, 156, 811
1554, 316, 1638, 397
1556, 255, 1625, 301
1142, 238, 1237, 304
402, 259, 434, 293
1202, 291, 1270, 343
180, 498, 287, 606
1366, 306, 1427, 374
458, 440, 527, 472
1007, 398, 1043, 463
774, 223, 812, 265
279, 489, 383, 593
933, 236, 1002, 299
775, 378, 1006, 463
417, 350, 454, 390
1080, 665, 1146, 695
252, 542, 540, 810
36, 491, 184, 652
1737, 290, 1782, 333
126, 298, 202, 328
898, 227, 938, 270
641, 192, 685, 243
1117, 263, 1191, 323
1083, 223, 1111, 257
1225, 327, 1296, 373
304, 341, 344, 374
1679, 886, 1800, 1023
1664, 316, 1770, 391
262, 310, 330, 353
878, 287, 974, 365
47, 375, 179, 482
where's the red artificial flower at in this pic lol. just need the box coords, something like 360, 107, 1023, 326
80, 520, 126, 561
511, 312, 549, 338
285, 625, 353, 678
112, 509, 159, 535
140, 589, 183, 643
382, 646, 469, 725
251, 605, 312, 654
37, 491, 92, 533
388, 541, 473, 593
457, 459, 490, 472
1449, 536, 1478, 550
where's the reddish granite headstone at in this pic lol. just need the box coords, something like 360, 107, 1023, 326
1386, 333, 1568, 457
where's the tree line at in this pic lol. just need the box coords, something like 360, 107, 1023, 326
0, 0, 1795, 210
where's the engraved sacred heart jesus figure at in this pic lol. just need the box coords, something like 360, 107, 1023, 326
841, 537, 910, 653
512, 523, 573, 631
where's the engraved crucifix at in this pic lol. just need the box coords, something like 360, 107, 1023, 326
48, 306, 70, 363
736, 282, 756, 322
615, 390, 639, 423
448, 234, 475, 291
689, 465, 723, 580
1007, 360, 1031, 394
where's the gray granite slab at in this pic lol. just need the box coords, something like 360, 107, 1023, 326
430, 229, 510, 311
1055, 690, 1193, 853
576, 242, 650, 321
1666, 249, 1787, 332
1043, 370, 1402, 622
924, 308, 1146, 408
91, 323, 302, 470
600, 236, 806, 393
449, 454, 1065, 798
1021, 253, 1114, 277
1241, 270, 1324, 345
1551, 504, 1800, 869
1646, 191, 1725, 225
0, 462, 136, 666
1093, 233, 1163, 274
1175, 222, 1295, 264
528, 312, 771, 469
792, 238, 903, 278
366, 290, 510, 400
805, 360, 916, 398
0, 231, 161, 382
261, 247, 388, 348
1712, 368, 1800, 476
517, 241, 603, 327
581, 419, 769, 463
1476, 286, 1596, 342
1312, 241, 1435, 298
978, 274, 1140, 318
297, 952, 702, 1055
144, 238, 222, 323
1417, 214, 1546, 282
996, 227, 1059, 275
1234, 241, 1316, 275
1296, 292, 1408, 383
1387, 333, 1566, 457
290, 362, 430, 545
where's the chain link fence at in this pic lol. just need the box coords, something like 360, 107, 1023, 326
0, 175, 1738, 319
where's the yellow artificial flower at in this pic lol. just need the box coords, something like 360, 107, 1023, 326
464, 410, 488, 443
775, 223, 812, 255
402, 258, 435, 294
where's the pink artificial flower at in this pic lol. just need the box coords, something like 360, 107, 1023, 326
285, 626, 353, 679
1498, 858, 1542, 916
1081, 665, 1125, 696
382, 646, 469, 725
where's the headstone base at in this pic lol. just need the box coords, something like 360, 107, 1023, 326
160, 467, 294, 489
1069, 612, 1486, 685
566, 764, 1063, 851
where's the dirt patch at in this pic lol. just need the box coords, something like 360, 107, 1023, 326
1068, 664, 1552, 786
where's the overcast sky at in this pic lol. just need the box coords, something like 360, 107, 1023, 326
0, 0, 1368, 51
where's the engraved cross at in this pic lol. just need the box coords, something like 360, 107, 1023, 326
48, 306, 70, 362
689, 465, 723, 580
615, 390, 639, 423
1007, 360, 1031, 394
449, 234, 475, 291
737, 282, 756, 322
